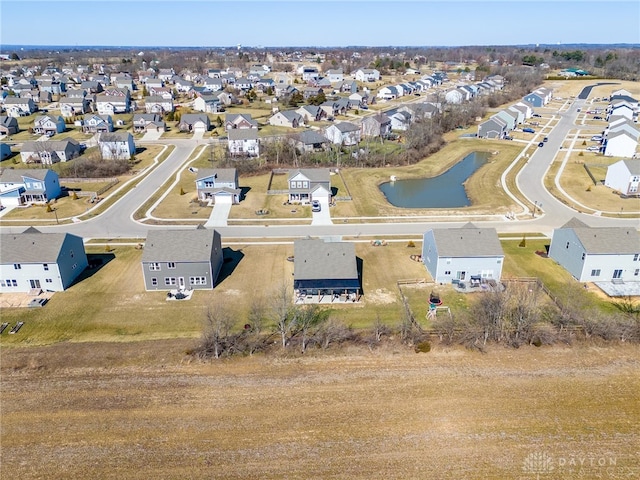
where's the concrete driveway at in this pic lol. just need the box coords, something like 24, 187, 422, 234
311, 198, 333, 225
205, 201, 232, 227
141, 129, 164, 141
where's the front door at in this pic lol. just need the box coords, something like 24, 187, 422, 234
613, 269, 623, 279
29, 279, 41, 289
457, 271, 466, 281
178, 277, 185, 289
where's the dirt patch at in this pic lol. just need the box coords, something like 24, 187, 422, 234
1, 341, 639, 479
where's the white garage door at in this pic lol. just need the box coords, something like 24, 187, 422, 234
215, 194, 233, 204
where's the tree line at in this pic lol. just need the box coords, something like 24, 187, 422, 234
190, 280, 640, 360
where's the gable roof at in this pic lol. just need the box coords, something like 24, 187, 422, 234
558, 221, 640, 254
429, 223, 503, 257
0, 168, 54, 183
289, 168, 330, 183
196, 168, 237, 183
228, 128, 258, 140
332, 121, 359, 133
0, 230, 78, 263
141, 228, 221, 263
295, 130, 328, 145
294, 239, 358, 282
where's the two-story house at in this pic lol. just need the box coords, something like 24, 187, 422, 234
288, 168, 331, 204
0, 168, 61, 206
195, 168, 240, 204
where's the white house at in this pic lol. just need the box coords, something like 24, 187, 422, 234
604, 130, 638, 158
98, 132, 136, 160
604, 159, 640, 195
0, 228, 88, 293
354, 69, 380, 82
325, 122, 361, 146
549, 218, 640, 283
228, 128, 259, 157
422, 223, 504, 284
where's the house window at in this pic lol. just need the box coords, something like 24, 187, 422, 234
444, 271, 451, 276
45, 278, 52, 283
302, 181, 309, 188
167, 262, 176, 269
72, 263, 77, 270
149, 263, 161, 271
204, 181, 214, 188
581, 253, 586, 260
591, 269, 601, 277
13, 264, 21, 270
164, 277, 177, 286
634, 254, 639, 261
190, 276, 207, 286
635, 269, 640, 277
43, 263, 49, 271
70, 250, 74, 258
5, 279, 17, 287
151, 277, 158, 286
566, 242, 570, 249
0, 280, 5, 287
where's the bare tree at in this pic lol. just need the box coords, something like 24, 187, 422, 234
270, 281, 296, 349
201, 304, 234, 359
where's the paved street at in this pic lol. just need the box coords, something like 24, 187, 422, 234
1, 84, 638, 241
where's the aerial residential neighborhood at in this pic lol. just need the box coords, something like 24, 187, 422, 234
1, 1, 639, 478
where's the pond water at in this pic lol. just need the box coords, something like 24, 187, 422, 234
379, 151, 491, 208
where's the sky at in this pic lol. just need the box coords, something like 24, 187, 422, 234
1, 0, 639, 48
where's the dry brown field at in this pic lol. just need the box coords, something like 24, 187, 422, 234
1, 340, 639, 479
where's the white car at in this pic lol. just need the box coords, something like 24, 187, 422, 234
587, 146, 600, 152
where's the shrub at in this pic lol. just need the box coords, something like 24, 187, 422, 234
407, 240, 415, 248
414, 341, 431, 353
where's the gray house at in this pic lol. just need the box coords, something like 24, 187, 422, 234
548, 218, 640, 283
293, 239, 361, 302
422, 223, 504, 284
288, 168, 331, 203
0, 228, 88, 293
478, 115, 507, 139
141, 228, 224, 291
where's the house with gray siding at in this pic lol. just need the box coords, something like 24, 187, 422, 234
293, 239, 361, 301
0, 228, 88, 293
548, 218, 640, 283
288, 168, 331, 203
141, 228, 224, 291
422, 223, 504, 283
478, 115, 507, 139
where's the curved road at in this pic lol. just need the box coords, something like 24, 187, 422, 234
1, 85, 637, 240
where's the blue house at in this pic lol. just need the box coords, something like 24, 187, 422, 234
0, 168, 61, 206
422, 223, 504, 284
195, 168, 240, 204
522, 92, 545, 108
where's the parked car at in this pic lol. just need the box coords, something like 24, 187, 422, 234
532, 113, 541, 117
522, 128, 535, 133
587, 146, 600, 152
591, 135, 603, 141
538, 142, 545, 147
593, 116, 603, 120
503, 136, 513, 140
543, 137, 548, 142
311, 200, 321, 212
